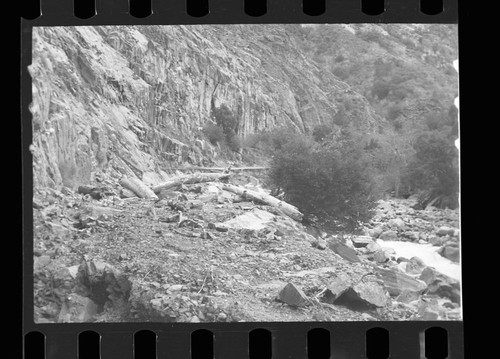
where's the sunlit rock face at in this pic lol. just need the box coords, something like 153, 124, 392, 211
29, 25, 380, 190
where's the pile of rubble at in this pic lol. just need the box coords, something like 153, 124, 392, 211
32, 172, 461, 323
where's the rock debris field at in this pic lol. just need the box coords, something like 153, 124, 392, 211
33, 172, 461, 323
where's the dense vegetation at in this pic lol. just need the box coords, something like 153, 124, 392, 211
269, 132, 377, 232
202, 24, 459, 231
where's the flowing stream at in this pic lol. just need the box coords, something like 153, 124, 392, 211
379, 240, 461, 281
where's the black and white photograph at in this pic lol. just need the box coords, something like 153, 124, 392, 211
30, 24, 460, 323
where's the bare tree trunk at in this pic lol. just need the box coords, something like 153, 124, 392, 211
221, 184, 303, 222
120, 177, 158, 200
152, 173, 230, 193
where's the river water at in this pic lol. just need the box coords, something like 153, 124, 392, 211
379, 240, 461, 281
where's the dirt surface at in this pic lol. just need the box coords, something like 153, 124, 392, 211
32, 174, 460, 323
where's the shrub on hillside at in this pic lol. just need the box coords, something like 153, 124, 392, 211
212, 104, 238, 137
203, 124, 225, 145
404, 132, 459, 208
270, 137, 376, 232
312, 124, 333, 143
332, 66, 349, 80
212, 104, 239, 151
371, 81, 391, 100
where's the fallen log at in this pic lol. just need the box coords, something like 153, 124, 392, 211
120, 177, 158, 200
152, 173, 230, 193
221, 183, 303, 222
182, 166, 270, 172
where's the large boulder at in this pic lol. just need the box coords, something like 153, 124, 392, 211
334, 282, 388, 309
375, 267, 427, 297
277, 283, 309, 307
365, 240, 382, 254
429, 234, 448, 246
438, 244, 460, 263
351, 236, 374, 248
57, 293, 99, 323
322, 278, 388, 309
321, 276, 351, 304
328, 239, 361, 263
405, 256, 426, 275
419, 267, 461, 303
373, 249, 389, 263
388, 218, 406, 231
379, 230, 398, 241
436, 226, 456, 236
367, 226, 384, 239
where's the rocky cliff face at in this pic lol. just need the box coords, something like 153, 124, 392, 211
29, 25, 380, 191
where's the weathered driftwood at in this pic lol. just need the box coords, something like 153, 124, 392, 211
120, 177, 158, 200
175, 166, 269, 172
120, 188, 137, 198
152, 173, 230, 193
221, 184, 303, 222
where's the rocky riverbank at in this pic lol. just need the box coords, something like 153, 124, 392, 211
32, 173, 460, 323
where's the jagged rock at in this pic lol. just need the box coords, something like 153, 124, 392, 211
375, 267, 427, 297
334, 282, 388, 309
179, 219, 203, 229
388, 218, 406, 230
34, 255, 51, 272
436, 226, 455, 236
75, 258, 132, 308
58, 293, 99, 323
311, 238, 327, 250
379, 230, 398, 241
373, 249, 389, 263
321, 277, 351, 304
208, 223, 229, 232
161, 213, 180, 223
67, 265, 80, 279
328, 239, 361, 263
189, 200, 204, 209
190, 316, 201, 323
367, 226, 383, 239
395, 289, 420, 303
438, 245, 460, 263
429, 234, 447, 246
217, 312, 227, 321
351, 236, 374, 248
419, 267, 461, 303
405, 257, 426, 274
222, 209, 275, 230
278, 283, 309, 307
403, 231, 419, 242
78, 185, 115, 200
366, 241, 382, 253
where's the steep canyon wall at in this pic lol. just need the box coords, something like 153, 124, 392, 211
28, 25, 379, 190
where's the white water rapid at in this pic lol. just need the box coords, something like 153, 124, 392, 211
380, 240, 461, 281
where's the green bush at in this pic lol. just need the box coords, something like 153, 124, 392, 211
371, 81, 391, 100
312, 124, 333, 143
404, 132, 459, 208
211, 104, 240, 151
212, 104, 238, 137
203, 124, 225, 145
332, 66, 349, 80
387, 105, 403, 121
270, 137, 376, 232
227, 134, 242, 152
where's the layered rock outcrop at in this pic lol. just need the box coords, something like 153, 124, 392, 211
29, 25, 380, 190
